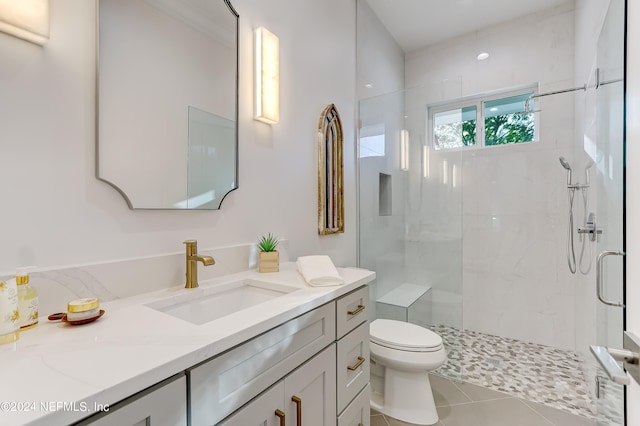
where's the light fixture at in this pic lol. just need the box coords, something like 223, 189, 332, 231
254, 26, 279, 124
400, 129, 409, 171
477, 52, 489, 61
0, 0, 49, 45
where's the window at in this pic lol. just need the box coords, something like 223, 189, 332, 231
433, 106, 477, 149
429, 88, 536, 150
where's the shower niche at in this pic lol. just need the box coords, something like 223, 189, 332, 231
378, 173, 392, 216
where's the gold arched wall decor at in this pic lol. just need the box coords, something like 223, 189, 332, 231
317, 104, 344, 235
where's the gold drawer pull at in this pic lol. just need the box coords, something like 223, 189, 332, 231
291, 395, 302, 425
347, 356, 365, 371
347, 305, 365, 316
275, 409, 286, 426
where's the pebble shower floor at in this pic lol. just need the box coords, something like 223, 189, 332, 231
428, 325, 622, 424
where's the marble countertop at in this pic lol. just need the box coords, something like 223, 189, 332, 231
0, 264, 375, 426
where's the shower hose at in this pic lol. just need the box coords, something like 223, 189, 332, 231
565, 186, 593, 275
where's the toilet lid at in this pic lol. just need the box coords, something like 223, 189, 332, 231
370, 319, 443, 351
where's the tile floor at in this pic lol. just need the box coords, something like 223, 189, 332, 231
430, 325, 596, 419
369, 324, 626, 425
371, 373, 596, 426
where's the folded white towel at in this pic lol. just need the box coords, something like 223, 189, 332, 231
297, 255, 344, 287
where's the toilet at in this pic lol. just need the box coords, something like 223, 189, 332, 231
369, 319, 446, 425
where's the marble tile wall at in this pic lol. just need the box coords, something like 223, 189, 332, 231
0, 242, 289, 318
399, 4, 582, 350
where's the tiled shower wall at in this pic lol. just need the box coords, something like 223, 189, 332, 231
402, 3, 582, 351
357, 1, 585, 352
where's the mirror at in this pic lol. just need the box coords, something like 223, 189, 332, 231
97, 0, 238, 209
317, 104, 345, 235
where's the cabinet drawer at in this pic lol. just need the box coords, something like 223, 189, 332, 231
74, 374, 187, 426
190, 302, 336, 425
336, 321, 370, 414
337, 384, 370, 426
217, 381, 285, 426
336, 286, 369, 339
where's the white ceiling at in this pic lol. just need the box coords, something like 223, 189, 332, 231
364, 0, 572, 52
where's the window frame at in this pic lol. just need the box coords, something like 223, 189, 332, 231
427, 85, 539, 151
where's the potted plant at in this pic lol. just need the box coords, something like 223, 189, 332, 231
258, 233, 280, 273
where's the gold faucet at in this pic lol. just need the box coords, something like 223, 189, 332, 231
183, 240, 215, 288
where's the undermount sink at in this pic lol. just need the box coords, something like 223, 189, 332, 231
145, 279, 299, 325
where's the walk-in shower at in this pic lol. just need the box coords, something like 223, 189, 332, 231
357, 0, 625, 423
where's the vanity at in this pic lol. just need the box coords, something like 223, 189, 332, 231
0, 264, 374, 426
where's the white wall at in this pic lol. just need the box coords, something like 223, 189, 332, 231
356, 0, 404, 99
0, 0, 357, 277
404, 4, 578, 349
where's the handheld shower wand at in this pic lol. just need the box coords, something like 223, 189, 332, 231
578, 159, 596, 274
559, 156, 576, 273
559, 157, 596, 274
559, 156, 572, 185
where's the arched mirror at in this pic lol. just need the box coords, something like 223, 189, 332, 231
97, 0, 238, 209
318, 104, 344, 235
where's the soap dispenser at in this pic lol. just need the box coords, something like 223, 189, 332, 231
16, 267, 38, 330
0, 275, 20, 345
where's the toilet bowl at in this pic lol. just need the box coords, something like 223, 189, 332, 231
369, 319, 446, 425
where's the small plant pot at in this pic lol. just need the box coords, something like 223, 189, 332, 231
259, 251, 279, 273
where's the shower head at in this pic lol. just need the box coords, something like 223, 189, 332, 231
559, 157, 572, 185
559, 156, 571, 170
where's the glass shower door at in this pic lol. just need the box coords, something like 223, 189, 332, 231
589, 0, 625, 423
358, 84, 465, 382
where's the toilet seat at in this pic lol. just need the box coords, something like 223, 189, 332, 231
370, 319, 443, 352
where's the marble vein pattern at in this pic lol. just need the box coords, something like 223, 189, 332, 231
35, 269, 119, 302
429, 325, 598, 420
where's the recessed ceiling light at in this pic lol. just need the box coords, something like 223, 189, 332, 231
365, 83, 373, 89
477, 52, 490, 61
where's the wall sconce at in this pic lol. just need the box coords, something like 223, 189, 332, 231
400, 129, 409, 171
254, 26, 279, 124
0, 0, 49, 45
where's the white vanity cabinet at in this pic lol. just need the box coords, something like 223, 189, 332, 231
335, 286, 370, 426
338, 384, 370, 426
74, 374, 187, 426
190, 302, 337, 425
76, 285, 370, 426
193, 285, 371, 426
219, 344, 337, 426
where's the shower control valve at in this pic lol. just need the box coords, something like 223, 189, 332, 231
577, 212, 603, 242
